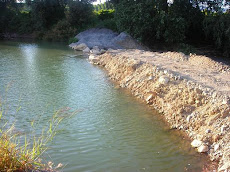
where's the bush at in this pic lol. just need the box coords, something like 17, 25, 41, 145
43, 20, 77, 42
203, 13, 230, 57
68, 37, 79, 44
67, 1, 94, 29
18, 12, 34, 34
95, 18, 118, 31
115, 1, 157, 44
31, 0, 65, 31
114, 1, 186, 45
96, 9, 115, 20
154, 11, 186, 43
177, 43, 196, 55
169, 0, 204, 41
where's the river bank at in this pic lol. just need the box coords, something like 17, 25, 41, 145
85, 48, 230, 171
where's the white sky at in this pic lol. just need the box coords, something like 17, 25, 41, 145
92, 0, 107, 5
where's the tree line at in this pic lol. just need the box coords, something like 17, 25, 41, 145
0, 0, 229, 57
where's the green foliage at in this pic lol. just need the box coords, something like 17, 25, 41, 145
31, 0, 65, 31
0, 6, 16, 33
68, 37, 79, 44
115, 1, 186, 45
17, 12, 34, 34
203, 13, 230, 57
43, 20, 77, 42
177, 43, 196, 55
93, 9, 117, 31
95, 18, 118, 31
154, 11, 186, 43
115, 1, 156, 43
0, 0, 229, 58
67, 1, 94, 29
96, 9, 115, 20
93, 1, 114, 11
169, 0, 204, 40
0, 91, 76, 171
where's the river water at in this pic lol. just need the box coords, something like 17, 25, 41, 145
0, 40, 211, 171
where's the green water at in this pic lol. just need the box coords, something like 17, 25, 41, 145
0, 40, 211, 172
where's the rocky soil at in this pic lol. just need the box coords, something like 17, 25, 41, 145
86, 48, 230, 172
69, 28, 230, 171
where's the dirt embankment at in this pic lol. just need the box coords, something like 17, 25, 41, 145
90, 49, 230, 171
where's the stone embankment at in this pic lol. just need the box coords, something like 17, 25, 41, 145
86, 48, 230, 171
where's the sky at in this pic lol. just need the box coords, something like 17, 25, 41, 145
92, 0, 107, 5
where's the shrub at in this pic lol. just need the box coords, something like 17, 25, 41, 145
154, 11, 186, 44
169, 0, 204, 41
95, 18, 118, 31
31, 0, 65, 31
203, 13, 230, 57
96, 9, 115, 20
68, 37, 79, 44
177, 43, 197, 55
115, 1, 157, 44
114, 1, 186, 45
67, 1, 94, 29
43, 20, 77, 42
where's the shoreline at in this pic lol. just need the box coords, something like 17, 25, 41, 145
86, 49, 230, 171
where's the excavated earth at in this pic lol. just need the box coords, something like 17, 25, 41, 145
89, 49, 230, 171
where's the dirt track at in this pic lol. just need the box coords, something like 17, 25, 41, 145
113, 49, 230, 96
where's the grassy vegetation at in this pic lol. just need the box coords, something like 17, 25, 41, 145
0, 92, 77, 171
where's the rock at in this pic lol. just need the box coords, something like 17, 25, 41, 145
220, 125, 227, 133
186, 115, 192, 122
112, 32, 146, 50
146, 95, 153, 102
88, 55, 99, 64
222, 98, 230, 105
83, 47, 90, 53
148, 76, 154, 81
205, 129, 211, 133
197, 145, 209, 153
70, 28, 146, 50
191, 139, 203, 148
196, 134, 203, 141
212, 134, 220, 142
90, 46, 101, 55
158, 76, 170, 84
100, 49, 106, 54
72, 43, 88, 51
219, 162, 230, 171
195, 88, 202, 94
214, 144, 220, 152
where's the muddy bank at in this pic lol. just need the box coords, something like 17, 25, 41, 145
88, 49, 230, 171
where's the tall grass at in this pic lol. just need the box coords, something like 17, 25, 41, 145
0, 90, 77, 171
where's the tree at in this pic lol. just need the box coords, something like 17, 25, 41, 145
30, 0, 65, 30
67, 0, 94, 28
